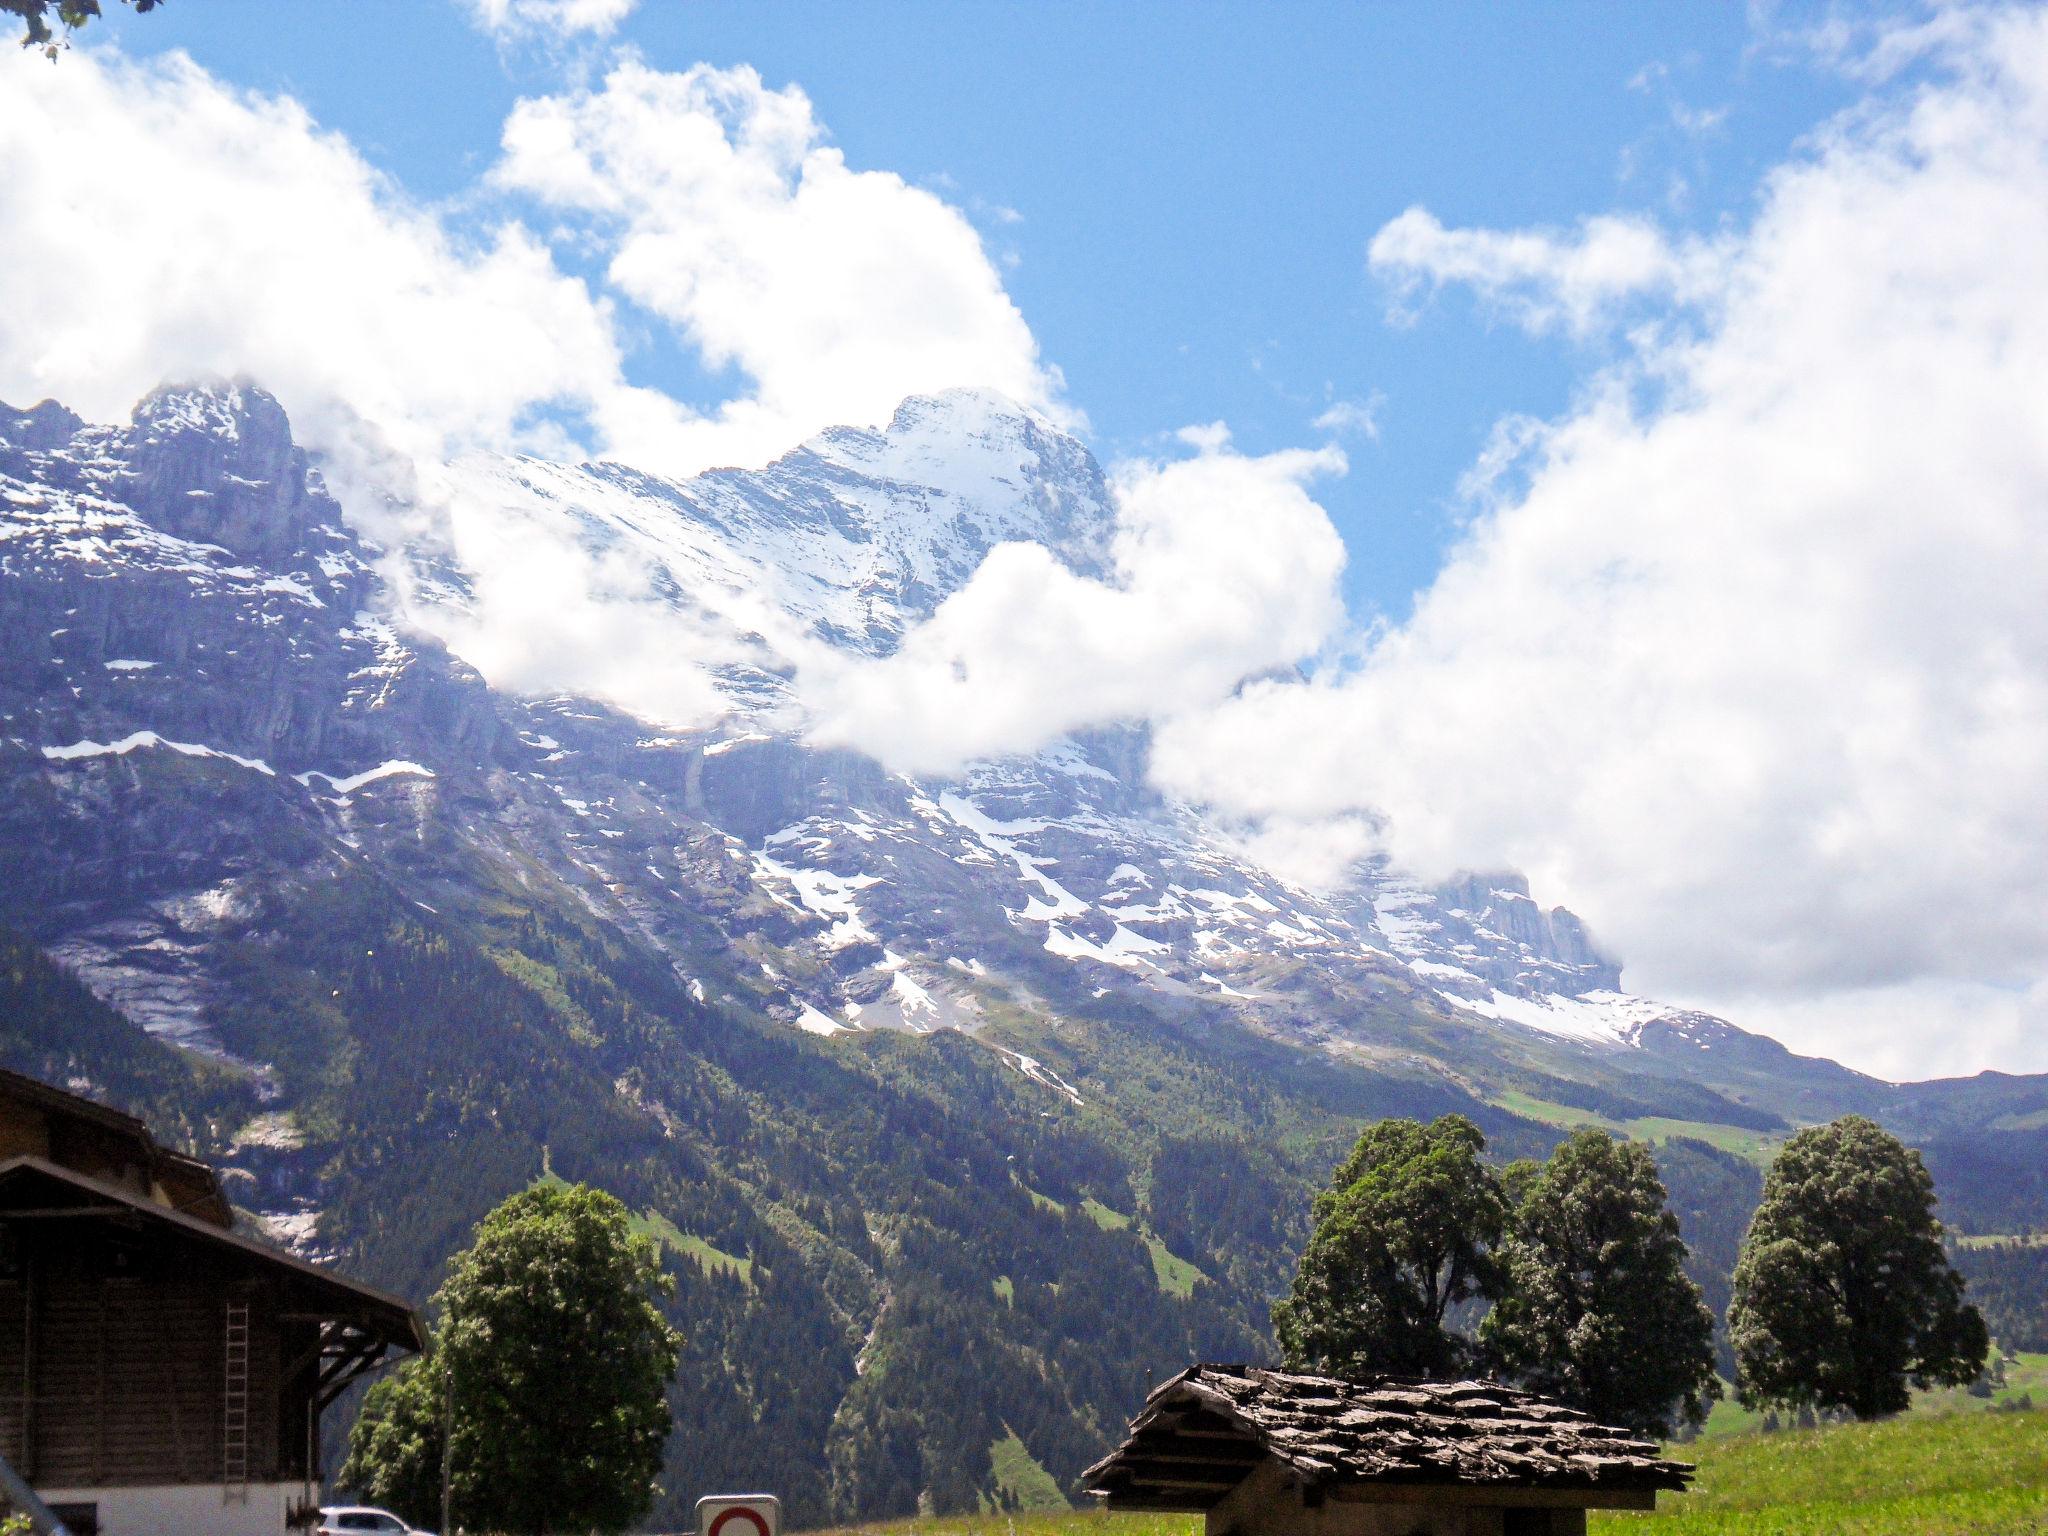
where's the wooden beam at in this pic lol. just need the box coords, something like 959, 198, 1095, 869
1101, 1494, 1223, 1512
1328, 1484, 1659, 1512
315, 1338, 389, 1412
1115, 1452, 1266, 1470
1112, 1464, 1258, 1484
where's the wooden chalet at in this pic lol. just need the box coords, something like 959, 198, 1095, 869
0, 1070, 422, 1536
1083, 1365, 1692, 1536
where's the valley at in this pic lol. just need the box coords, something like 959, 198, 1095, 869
2, 383, 2044, 1527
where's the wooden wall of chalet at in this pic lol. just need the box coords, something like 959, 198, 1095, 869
0, 1232, 314, 1488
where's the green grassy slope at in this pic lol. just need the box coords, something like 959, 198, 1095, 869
806, 1411, 2048, 1536
1600, 1411, 2048, 1534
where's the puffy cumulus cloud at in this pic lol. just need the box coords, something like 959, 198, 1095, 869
0, 47, 662, 475
1155, 4, 2048, 1078
1368, 206, 1727, 337
462, 0, 638, 41
493, 61, 1069, 469
802, 437, 1349, 774
0, 45, 1065, 734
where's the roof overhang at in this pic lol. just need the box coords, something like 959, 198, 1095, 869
1083, 1365, 1692, 1514
0, 1154, 424, 1355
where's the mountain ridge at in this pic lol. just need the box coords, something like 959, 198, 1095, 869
2, 380, 2043, 1524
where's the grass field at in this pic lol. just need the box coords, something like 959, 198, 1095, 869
1697, 1350, 2048, 1437
803, 1408, 2048, 1536
1488, 1091, 1783, 1166
1600, 1410, 2048, 1534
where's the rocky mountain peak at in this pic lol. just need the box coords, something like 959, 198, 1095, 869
123, 381, 326, 563
782, 387, 1114, 578
0, 398, 86, 454
132, 379, 289, 445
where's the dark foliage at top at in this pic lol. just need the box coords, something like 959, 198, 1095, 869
5, 0, 159, 55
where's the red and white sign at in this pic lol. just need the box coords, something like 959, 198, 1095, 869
697, 1494, 782, 1536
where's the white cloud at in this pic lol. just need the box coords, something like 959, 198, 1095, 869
0, 45, 1062, 733
803, 438, 1349, 774
1154, 4, 2048, 1078
1716, 979, 2048, 1083
1312, 395, 1383, 441
0, 48, 650, 474
492, 60, 1068, 471
462, 0, 638, 41
1368, 206, 1725, 337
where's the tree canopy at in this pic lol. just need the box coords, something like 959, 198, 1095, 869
1481, 1129, 1720, 1437
1274, 1114, 1508, 1377
344, 1180, 683, 1535
1729, 1115, 1987, 1420
5, 0, 160, 56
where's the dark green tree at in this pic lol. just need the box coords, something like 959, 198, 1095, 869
6, 0, 161, 56
343, 1181, 683, 1534
343, 1356, 444, 1528
1481, 1130, 1719, 1436
1273, 1115, 1507, 1377
1729, 1116, 1987, 1421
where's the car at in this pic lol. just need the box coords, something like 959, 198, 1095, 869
317, 1507, 436, 1536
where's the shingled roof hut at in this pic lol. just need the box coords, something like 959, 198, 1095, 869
1082, 1365, 1692, 1536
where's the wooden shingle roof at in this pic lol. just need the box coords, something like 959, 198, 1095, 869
1082, 1365, 1693, 1511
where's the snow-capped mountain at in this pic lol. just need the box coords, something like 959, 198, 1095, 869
8, 381, 2040, 1533
0, 380, 1797, 1089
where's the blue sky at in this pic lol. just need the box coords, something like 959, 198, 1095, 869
85, 0, 1865, 622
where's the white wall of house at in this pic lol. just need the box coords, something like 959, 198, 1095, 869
35, 1480, 312, 1536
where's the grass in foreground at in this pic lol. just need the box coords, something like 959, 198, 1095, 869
1699, 1351, 2048, 1438
803, 1410, 2048, 1536
1598, 1411, 2048, 1535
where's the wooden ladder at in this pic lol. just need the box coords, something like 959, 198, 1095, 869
222, 1300, 251, 1501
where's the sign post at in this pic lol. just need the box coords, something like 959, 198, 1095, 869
697, 1494, 782, 1536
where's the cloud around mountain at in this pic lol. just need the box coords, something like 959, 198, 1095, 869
802, 429, 1350, 772
1148, 4, 2048, 1076
4, 11, 2048, 1077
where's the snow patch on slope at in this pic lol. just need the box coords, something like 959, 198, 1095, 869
43, 731, 275, 776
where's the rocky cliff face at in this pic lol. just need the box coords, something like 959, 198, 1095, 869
0, 380, 1818, 1088
5, 380, 2043, 1527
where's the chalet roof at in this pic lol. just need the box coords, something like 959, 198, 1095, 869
0, 1065, 231, 1226
0, 1155, 423, 1352
1082, 1365, 1693, 1511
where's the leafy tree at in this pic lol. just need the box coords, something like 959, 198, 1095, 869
5, 0, 160, 56
1481, 1129, 1720, 1436
1729, 1116, 1988, 1420
343, 1356, 445, 1528
344, 1181, 683, 1534
1273, 1115, 1507, 1377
